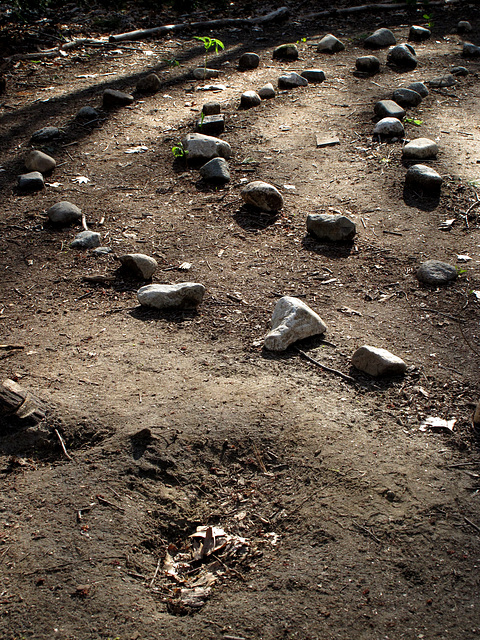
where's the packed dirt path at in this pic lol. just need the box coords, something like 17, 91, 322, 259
1, 2, 480, 639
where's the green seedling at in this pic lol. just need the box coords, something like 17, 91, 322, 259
198, 111, 205, 130
193, 36, 224, 75
163, 58, 180, 67
172, 143, 188, 159
404, 117, 423, 126
456, 266, 467, 276
423, 12, 434, 27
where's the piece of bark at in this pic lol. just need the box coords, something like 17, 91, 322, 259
0, 379, 45, 423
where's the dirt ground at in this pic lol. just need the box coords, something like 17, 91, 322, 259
1, 1, 480, 638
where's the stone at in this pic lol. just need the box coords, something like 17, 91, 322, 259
272, 43, 298, 60
239, 52, 260, 70
373, 117, 405, 139
202, 102, 221, 115
364, 28, 396, 49
392, 88, 422, 107
25, 150, 56, 174
70, 230, 101, 249
402, 138, 438, 160
30, 126, 60, 143
416, 260, 457, 286
91, 247, 112, 256
264, 296, 327, 352
47, 201, 82, 225
407, 81, 429, 98
409, 25, 431, 41
76, 106, 99, 120
405, 164, 442, 192
18, 171, 44, 191
463, 42, 480, 57
241, 181, 283, 212
240, 90, 262, 109
451, 66, 469, 76
136, 73, 162, 93
196, 114, 225, 136
428, 74, 455, 88
258, 83, 276, 99
307, 213, 356, 242
374, 100, 406, 120
458, 20, 473, 33
137, 283, 205, 309
387, 44, 417, 70
102, 88, 134, 109
182, 133, 231, 161
300, 69, 326, 83
317, 34, 345, 54
278, 72, 308, 89
119, 253, 158, 279
351, 345, 406, 377
355, 55, 380, 74
193, 68, 220, 80
199, 157, 230, 183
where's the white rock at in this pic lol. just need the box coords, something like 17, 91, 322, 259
351, 345, 407, 377
119, 253, 158, 279
278, 72, 308, 89
182, 133, 231, 161
264, 296, 327, 351
241, 181, 283, 212
137, 283, 205, 309
25, 150, 56, 174
317, 34, 345, 53
402, 138, 438, 160
373, 117, 405, 139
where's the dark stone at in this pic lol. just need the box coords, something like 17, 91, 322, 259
239, 52, 260, 70
102, 88, 134, 109
355, 55, 380, 74
196, 114, 225, 136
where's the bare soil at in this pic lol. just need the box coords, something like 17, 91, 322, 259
1, 2, 480, 639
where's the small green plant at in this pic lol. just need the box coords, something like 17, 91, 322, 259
423, 12, 434, 27
404, 117, 423, 126
198, 112, 205, 130
296, 37, 307, 44
193, 36, 224, 75
172, 143, 188, 159
163, 58, 180, 67
456, 266, 467, 276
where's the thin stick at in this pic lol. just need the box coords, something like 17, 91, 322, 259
96, 495, 125, 512
81, 213, 89, 232
294, 347, 356, 383
352, 520, 382, 544
210, 553, 246, 581
149, 558, 162, 588
464, 516, 480, 534
0, 344, 24, 350
54, 428, 73, 461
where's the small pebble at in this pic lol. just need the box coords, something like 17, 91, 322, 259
272, 43, 298, 60
317, 34, 345, 54
407, 81, 429, 97
300, 69, 326, 83
409, 25, 431, 42
392, 88, 422, 108
374, 100, 405, 120
278, 72, 308, 89
387, 44, 417, 70
240, 90, 262, 109
18, 171, 44, 191
258, 83, 275, 99
364, 28, 396, 49
238, 52, 260, 70
199, 157, 230, 183
355, 55, 380, 74
202, 102, 221, 115
70, 230, 101, 249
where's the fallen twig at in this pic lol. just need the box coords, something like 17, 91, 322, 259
149, 558, 162, 588
210, 553, 246, 581
96, 495, 125, 512
294, 347, 356, 383
54, 428, 73, 461
0, 344, 24, 350
464, 516, 480, 534
352, 520, 382, 544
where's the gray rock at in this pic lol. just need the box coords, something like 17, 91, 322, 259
428, 74, 455, 88
182, 133, 231, 161
408, 81, 429, 97
137, 283, 205, 309
202, 101, 221, 115
70, 230, 101, 249
451, 66, 469, 76
405, 164, 442, 192
76, 106, 99, 120
239, 52, 260, 70
47, 201, 82, 225
392, 88, 422, 107
301, 69, 326, 83
374, 100, 406, 120
30, 126, 60, 143
240, 90, 262, 109
91, 247, 112, 256
258, 83, 276, 99
102, 89, 134, 109
409, 25, 431, 41
25, 150, 56, 174
364, 28, 396, 49
241, 181, 283, 212
416, 260, 457, 286
196, 114, 225, 136
355, 55, 380, 74
18, 171, 44, 191
317, 34, 345, 54
272, 43, 298, 60
136, 73, 162, 93
119, 253, 158, 279
373, 117, 405, 139
351, 345, 406, 377
463, 42, 480, 57
307, 213, 356, 242
199, 157, 230, 183
387, 44, 417, 70
193, 68, 220, 80
264, 296, 327, 352
458, 20, 473, 34
402, 138, 438, 160
278, 72, 308, 89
